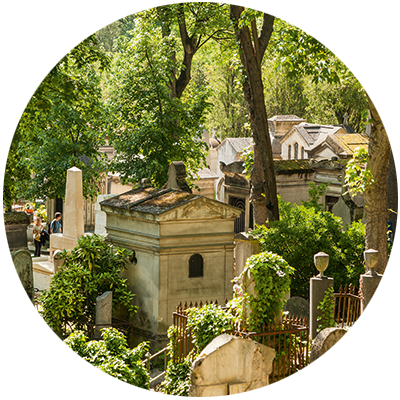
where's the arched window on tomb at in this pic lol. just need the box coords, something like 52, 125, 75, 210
294, 142, 299, 160
301, 146, 305, 159
288, 144, 292, 160
189, 254, 203, 278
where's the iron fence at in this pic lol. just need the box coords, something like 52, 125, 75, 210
334, 284, 361, 328
172, 301, 310, 384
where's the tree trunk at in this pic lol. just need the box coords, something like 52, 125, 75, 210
230, 6, 279, 226
349, 2, 398, 329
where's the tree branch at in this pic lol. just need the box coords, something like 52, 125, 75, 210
259, 13, 275, 60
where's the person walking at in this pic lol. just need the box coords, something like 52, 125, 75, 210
32, 217, 43, 257
49, 212, 62, 234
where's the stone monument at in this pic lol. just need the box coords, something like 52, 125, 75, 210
95, 291, 113, 338
12, 249, 34, 303
189, 334, 275, 396
50, 167, 84, 260
310, 327, 347, 363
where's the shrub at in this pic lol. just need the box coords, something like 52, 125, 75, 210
251, 196, 365, 297
187, 304, 235, 353
3, 328, 150, 397
317, 286, 336, 333
39, 234, 136, 337
240, 251, 294, 331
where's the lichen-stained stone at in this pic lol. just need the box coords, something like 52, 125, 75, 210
189, 334, 275, 397
310, 327, 347, 363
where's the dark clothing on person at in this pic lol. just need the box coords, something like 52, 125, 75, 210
34, 239, 42, 257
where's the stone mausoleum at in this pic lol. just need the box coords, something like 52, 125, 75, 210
100, 171, 242, 348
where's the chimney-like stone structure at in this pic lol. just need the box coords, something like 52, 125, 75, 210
165, 161, 192, 193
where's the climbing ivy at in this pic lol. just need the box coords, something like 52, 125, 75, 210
240, 251, 294, 332
316, 286, 336, 333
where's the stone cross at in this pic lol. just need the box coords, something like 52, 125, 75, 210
95, 291, 113, 338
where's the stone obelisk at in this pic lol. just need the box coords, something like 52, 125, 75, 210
50, 167, 84, 260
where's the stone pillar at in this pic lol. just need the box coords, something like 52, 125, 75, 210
310, 252, 334, 340
234, 232, 260, 277
95, 291, 113, 338
63, 167, 84, 239
360, 249, 382, 312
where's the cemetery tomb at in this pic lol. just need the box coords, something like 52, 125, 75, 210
100, 182, 242, 348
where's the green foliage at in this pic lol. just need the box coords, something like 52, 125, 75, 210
251, 196, 365, 297
301, 182, 331, 211
3, 2, 108, 206
106, 13, 209, 187
3, 328, 150, 397
241, 251, 294, 331
17, 66, 108, 201
159, 356, 192, 397
35, 204, 47, 222
187, 304, 235, 353
39, 234, 136, 337
344, 147, 375, 195
317, 286, 336, 333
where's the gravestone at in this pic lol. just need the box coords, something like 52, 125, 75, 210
3, 250, 36, 316
53, 250, 64, 274
5, 211, 30, 252
189, 334, 275, 396
283, 296, 309, 321
234, 232, 260, 277
12, 250, 35, 316
95, 291, 113, 338
310, 320, 394, 397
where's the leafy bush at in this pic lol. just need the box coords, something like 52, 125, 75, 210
241, 251, 294, 331
251, 196, 365, 297
159, 356, 192, 397
187, 304, 235, 353
39, 234, 136, 337
3, 328, 150, 397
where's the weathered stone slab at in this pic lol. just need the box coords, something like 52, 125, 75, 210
3, 254, 12, 292
310, 328, 357, 397
12, 249, 34, 302
189, 383, 228, 397
189, 334, 275, 396
283, 296, 309, 320
3, 290, 26, 317
95, 291, 113, 338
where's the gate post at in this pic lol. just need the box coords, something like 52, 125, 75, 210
360, 249, 382, 312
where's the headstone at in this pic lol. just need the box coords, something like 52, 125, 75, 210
53, 250, 64, 274
95, 291, 113, 338
3, 290, 26, 317
310, 320, 394, 397
389, 256, 399, 296
189, 334, 275, 396
5, 211, 30, 251
12, 249, 34, 303
283, 296, 309, 321
3, 254, 12, 292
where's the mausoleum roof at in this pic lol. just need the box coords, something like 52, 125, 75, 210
100, 186, 242, 220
